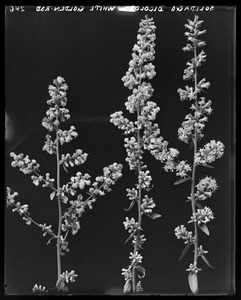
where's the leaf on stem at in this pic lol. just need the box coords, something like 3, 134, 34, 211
189, 140, 194, 149
123, 280, 131, 293
135, 265, 146, 278
202, 163, 214, 169
195, 200, 204, 209
198, 223, 209, 236
188, 272, 199, 294
144, 185, 154, 192
201, 255, 215, 269
146, 213, 162, 220
50, 191, 56, 200
62, 164, 69, 173
178, 242, 193, 261
124, 231, 135, 244
124, 200, 136, 212
174, 177, 191, 185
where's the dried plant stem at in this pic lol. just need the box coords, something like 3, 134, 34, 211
56, 125, 62, 286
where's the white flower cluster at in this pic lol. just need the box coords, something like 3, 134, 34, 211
124, 136, 143, 171
141, 195, 156, 214
189, 206, 214, 225
32, 284, 48, 293
175, 160, 192, 178
174, 225, 194, 244
57, 270, 78, 285
122, 15, 156, 92
195, 176, 218, 201
129, 251, 143, 265
126, 188, 138, 200
186, 263, 202, 274
89, 163, 123, 196
60, 149, 88, 168
39, 223, 54, 237
136, 281, 144, 293
195, 140, 225, 165
110, 111, 135, 135
6, 187, 32, 225
10, 152, 40, 174
138, 170, 152, 189
42, 76, 70, 132
70, 172, 91, 190
197, 245, 208, 256
132, 234, 146, 248
43, 134, 57, 155
121, 267, 132, 283
123, 217, 139, 234
58, 126, 78, 145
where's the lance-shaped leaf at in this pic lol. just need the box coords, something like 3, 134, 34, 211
123, 280, 131, 293
195, 200, 204, 209
62, 164, 69, 173
188, 272, 199, 294
124, 199, 137, 212
135, 265, 145, 278
202, 163, 214, 169
124, 231, 136, 245
174, 176, 191, 185
178, 242, 193, 261
146, 213, 162, 220
199, 223, 209, 236
50, 191, 56, 200
201, 255, 215, 269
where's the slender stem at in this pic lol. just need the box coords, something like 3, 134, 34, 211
132, 66, 142, 293
56, 126, 62, 286
132, 74, 142, 293
191, 44, 199, 270
10, 202, 58, 239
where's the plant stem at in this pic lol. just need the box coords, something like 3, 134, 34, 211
56, 125, 62, 287
132, 86, 142, 293
191, 44, 199, 272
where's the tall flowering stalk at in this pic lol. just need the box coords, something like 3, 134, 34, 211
173, 16, 225, 294
110, 15, 179, 294
6, 76, 123, 294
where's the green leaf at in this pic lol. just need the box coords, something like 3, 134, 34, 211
201, 255, 215, 269
123, 280, 131, 293
146, 213, 162, 220
62, 164, 69, 173
188, 272, 199, 294
178, 242, 193, 261
199, 223, 209, 236
202, 163, 214, 168
195, 200, 204, 209
50, 191, 56, 200
135, 265, 145, 278
124, 200, 136, 212
174, 177, 191, 185
144, 184, 154, 192
124, 231, 135, 245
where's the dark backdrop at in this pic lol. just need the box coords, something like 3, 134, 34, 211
5, 5, 235, 295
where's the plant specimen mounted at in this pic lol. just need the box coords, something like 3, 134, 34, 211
6, 76, 123, 294
110, 15, 179, 294
173, 16, 225, 294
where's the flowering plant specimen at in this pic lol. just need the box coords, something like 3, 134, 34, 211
110, 15, 179, 294
173, 16, 225, 294
6, 76, 123, 294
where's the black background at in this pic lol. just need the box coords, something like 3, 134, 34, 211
5, 5, 235, 295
